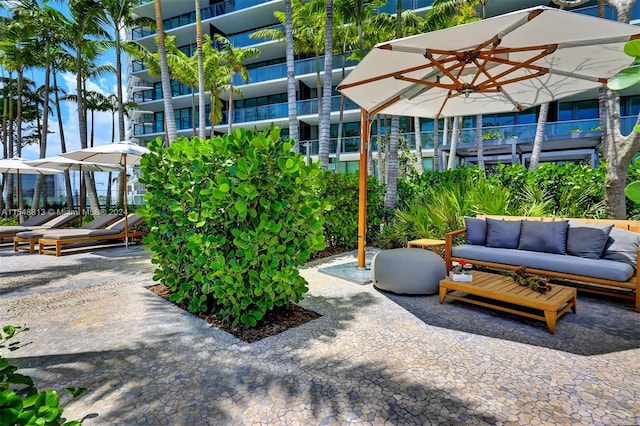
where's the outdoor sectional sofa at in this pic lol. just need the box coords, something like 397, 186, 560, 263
445, 215, 640, 311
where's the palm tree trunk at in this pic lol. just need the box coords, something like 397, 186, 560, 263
529, 102, 549, 172
227, 90, 234, 135
433, 117, 440, 172
414, 116, 424, 173
116, 25, 125, 143
335, 95, 345, 173
16, 70, 24, 221
447, 116, 460, 170
32, 50, 52, 211
155, 0, 178, 144
476, 114, 485, 171
377, 115, 384, 184
53, 71, 74, 210
318, 0, 333, 170
195, 0, 207, 140
384, 115, 399, 209
284, 0, 299, 153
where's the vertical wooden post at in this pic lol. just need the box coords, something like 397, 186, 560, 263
358, 109, 370, 269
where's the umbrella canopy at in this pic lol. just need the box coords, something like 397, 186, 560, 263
26, 156, 123, 172
60, 141, 149, 166
0, 157, 62, 222
337, 6, 640, 268
338, 6, 640, 119
60, 141, 150, 247
26, 156, 124, 223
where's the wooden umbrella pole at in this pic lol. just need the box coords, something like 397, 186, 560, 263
16, 170, 21, 223
79, 165, 83, 224
357, 109, 370, 269
123, 154, 129, 248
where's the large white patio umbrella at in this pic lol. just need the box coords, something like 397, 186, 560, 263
61, 141, 150, 246
0, 157, 62, 222
337, 6, 640, 268
26, 156, 123, 224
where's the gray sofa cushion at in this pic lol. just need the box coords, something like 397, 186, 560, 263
566, 222, 613, 259
452, 244, 635, 282
486, 218, 521, 249
518, 220, 568, 254
465, 217, 486, 245
603, 227, 640, 268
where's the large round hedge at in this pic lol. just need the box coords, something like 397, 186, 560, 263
139, 127, 326, 327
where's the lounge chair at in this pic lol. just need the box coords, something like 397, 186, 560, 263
13, 213, 120, 253
38, 214, 145, 256
1, 211, 79, 244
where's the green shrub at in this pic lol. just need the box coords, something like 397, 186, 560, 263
139, 127, 326, 327
0, 325, 88, 426
316, 172, 386, 250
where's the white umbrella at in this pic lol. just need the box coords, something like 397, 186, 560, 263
337, 6, 640, 268
61, 141, 150, 246
0, 157, 62, 222
26, 156, 123, 224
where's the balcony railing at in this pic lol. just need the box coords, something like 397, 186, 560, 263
228, 24, 283, 48
236, 53, 358, 85
131, 0, 273, 40
378, 0, 434, 14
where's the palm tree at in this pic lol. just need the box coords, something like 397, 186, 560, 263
284, 0, 299, 153
0, 3, 41, 217
103, 0, 154, 144
252, 0, 328, 163
66, 0, 111, 214
154, 0, 178, 144
214, 35, 260, 134
318, 0, 334, 170
195, 0, 206, 140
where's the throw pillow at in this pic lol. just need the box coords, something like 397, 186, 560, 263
518, 220, 569, 254
603, 227, 640, 268
566, 222, 613, 259
486, 218, 521, 249
465, 217, 487, 245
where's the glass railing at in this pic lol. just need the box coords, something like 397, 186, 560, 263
229, 24, 283, 48
132, 52, 356, 83
236, 53, 358, 85
132, 0, 274, 40
573, 4, 640, 21
378, 0, 434, 14
443, 118, 604, 147
232, 95, 359, 124
133, 81, 193, 103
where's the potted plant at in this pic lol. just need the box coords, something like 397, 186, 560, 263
569, 128, 582, 138
450, 260, 473, 282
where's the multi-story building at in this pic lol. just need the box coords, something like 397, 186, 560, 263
127, 0, 640, 172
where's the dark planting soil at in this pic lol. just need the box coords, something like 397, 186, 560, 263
147, 246, 347, 343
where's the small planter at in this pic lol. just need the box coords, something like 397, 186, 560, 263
450, 272, 473, 282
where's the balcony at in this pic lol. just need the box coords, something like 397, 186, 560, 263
236, 53, 358, 85
131, 0, 274, 40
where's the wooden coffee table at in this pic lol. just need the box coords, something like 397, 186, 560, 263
439, 270, 577, 334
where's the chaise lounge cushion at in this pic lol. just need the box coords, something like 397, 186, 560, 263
486, 218, 521, 249
465, 217, 487, 245
452, 244, 635, 282
566, 222, 613, 259
603, 227, 640, 268
518, 220, 568, 254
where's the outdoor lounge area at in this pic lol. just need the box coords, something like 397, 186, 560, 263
0, 245, 638, 424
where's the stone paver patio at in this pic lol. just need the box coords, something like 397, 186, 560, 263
0, 246, 638, 425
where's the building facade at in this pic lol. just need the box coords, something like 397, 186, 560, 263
127, 0, 640, 172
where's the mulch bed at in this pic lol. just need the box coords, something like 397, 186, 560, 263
146, 246, 347, 343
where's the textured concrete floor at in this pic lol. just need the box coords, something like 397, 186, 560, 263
0, 246, 638, 425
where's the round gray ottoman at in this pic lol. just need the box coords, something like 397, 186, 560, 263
372, 248, 446, 295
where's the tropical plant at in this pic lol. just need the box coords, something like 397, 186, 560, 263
315, 171, 386, 249
0, 325, 89, 426
213, 34, 260, 134
139, 126, 326, 327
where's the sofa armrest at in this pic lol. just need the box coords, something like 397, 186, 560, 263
445, 228, 467, 273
